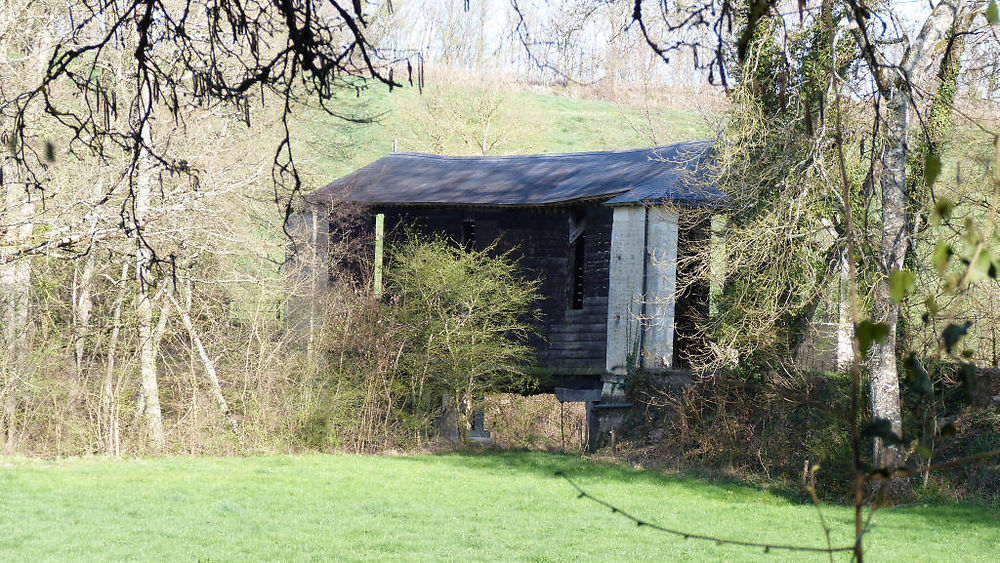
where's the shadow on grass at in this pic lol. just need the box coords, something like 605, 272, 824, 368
398, 449, 794, 503
398, 449, 1000, 526
884, 501, 1000, 528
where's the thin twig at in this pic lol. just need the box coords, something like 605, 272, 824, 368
556, 472, 855, 555
805, 463, 836, 563
828, 5, 866, 560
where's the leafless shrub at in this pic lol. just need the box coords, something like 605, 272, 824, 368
484, 393, 586, 451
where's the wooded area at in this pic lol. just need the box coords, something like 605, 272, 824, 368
2, 1, 1000, 559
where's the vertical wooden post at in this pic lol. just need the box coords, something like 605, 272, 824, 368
559, 399, 565, 452
373, 213, 385, 298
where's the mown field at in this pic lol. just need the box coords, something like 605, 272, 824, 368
1, 452, 996, 562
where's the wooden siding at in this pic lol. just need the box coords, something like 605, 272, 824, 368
373, 205, 612, 375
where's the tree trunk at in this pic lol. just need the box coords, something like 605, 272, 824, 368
74, 252, 96, 374
0, 160, 33, 454
135, 136, 165, 450
102, 262, 129, 456
73, 180, 104, 375
171, 277, 241, 440
870, 84, 908, 468
865, 0, 968, 469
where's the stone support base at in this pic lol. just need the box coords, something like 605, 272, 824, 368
585, 373, 633, 450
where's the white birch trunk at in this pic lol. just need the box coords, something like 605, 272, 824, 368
102, 262, 129, 456
135, 125, 165, 449
170, 279, 241, 440
73, 180, 103, 374
74, 251, 96, 373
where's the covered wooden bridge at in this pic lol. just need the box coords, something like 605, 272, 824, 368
304, 140, 721, 445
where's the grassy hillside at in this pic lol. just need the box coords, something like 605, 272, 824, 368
1, 453, 997, 562
291, 81, 714, 189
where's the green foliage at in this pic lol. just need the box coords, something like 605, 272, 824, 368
941, 321, 972, 354
699, 9, 872, 376
294, 403, 340, 451
861, 418, 904, 447
855, 320, 889, 357
705, 87, 846, 374
893, 168, 1000, 466
933, 197, 955, 223
962, 247, 998, 284
903, 354, 933, 397
924, 153, 942, 186
386, 237, 541, 429
711, 10, 999, 501
630, 372, 858, 498
932, 240, 952, 272
889, 269, 916, 303
307, 236, 543, 450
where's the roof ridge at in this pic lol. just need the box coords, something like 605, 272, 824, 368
308, 138, 720, 207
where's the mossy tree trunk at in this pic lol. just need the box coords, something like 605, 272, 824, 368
866, 0, 971, 468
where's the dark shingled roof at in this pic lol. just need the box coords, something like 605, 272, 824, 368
309, 139, 721, 207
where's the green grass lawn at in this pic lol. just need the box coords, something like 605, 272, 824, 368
291, 82, 713, 187
1, 452, 996, 562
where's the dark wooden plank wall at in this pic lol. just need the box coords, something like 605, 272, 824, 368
374, 204, 612, 375
550, 206, 611, 374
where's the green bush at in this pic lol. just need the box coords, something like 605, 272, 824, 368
317, 236, 542, 450
386, 237, 541, 438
